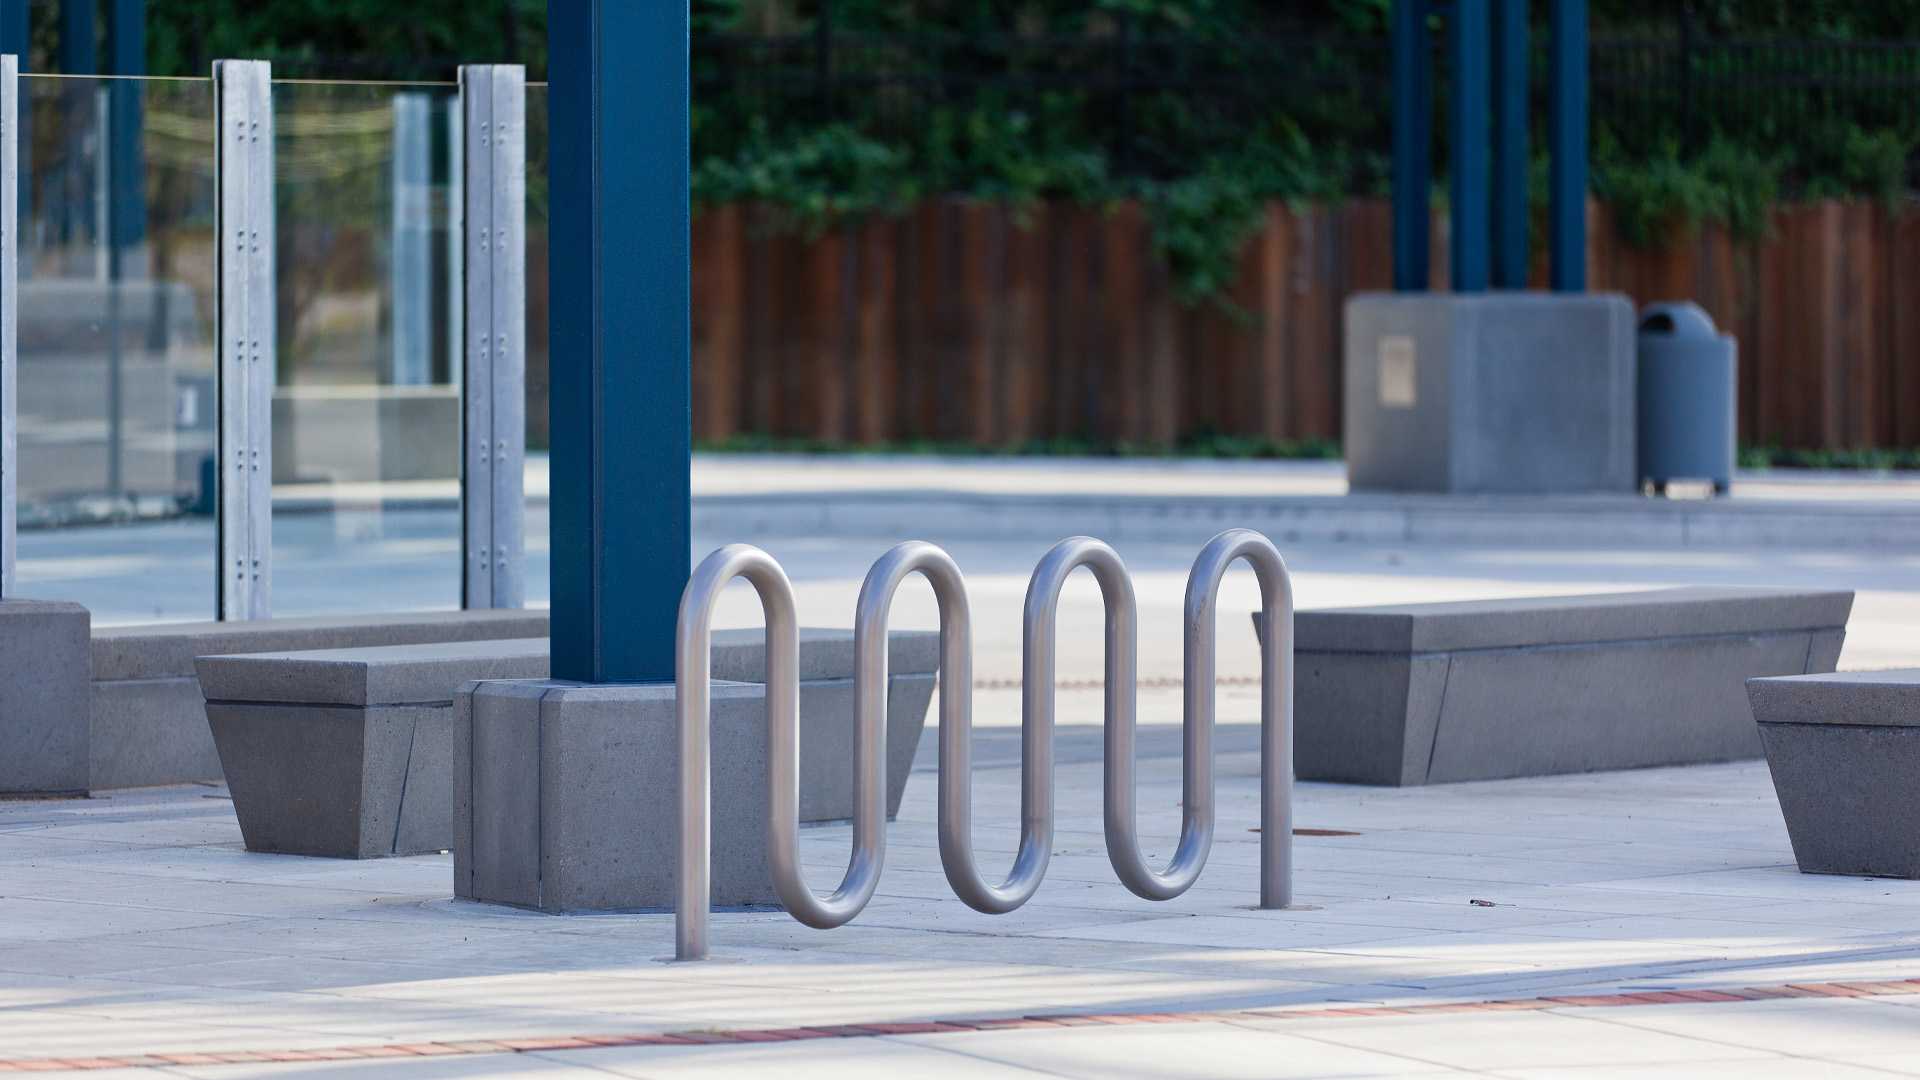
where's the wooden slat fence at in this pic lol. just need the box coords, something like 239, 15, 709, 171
530, 197, 1920, 451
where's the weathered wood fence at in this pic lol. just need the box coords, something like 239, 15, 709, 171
639, 197, 1920, 450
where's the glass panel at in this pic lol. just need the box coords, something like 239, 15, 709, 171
271, 80, 463, 616
16, 74, 218, 624
525, 82, 548, 610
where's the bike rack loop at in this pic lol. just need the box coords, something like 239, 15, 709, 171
674, 543, 885, 962
1186, 527, 1296, 910
858, 541, 1056, 915
1025, 530, 1294, 908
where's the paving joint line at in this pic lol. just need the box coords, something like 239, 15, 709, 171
2, 977, 1915, 1072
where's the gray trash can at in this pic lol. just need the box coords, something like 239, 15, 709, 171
1636, 301, 1736, 495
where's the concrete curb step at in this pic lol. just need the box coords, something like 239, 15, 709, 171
692, 490, 1920, 548
10, 977, 1915, 1070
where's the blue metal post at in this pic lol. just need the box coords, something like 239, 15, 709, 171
0, 0, 25, 65
1390, 0, 1430, 291
106, 0, 145, 251
1449, 0, 1489, 293
1548, 0, 1586, 291
1490, 0, 1528, 288
547, 0, 690, 684
59, 0, 93, 73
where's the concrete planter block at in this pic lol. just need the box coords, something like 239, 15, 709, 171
1273, 586, 1851, 785
1345, 292, 1637, 493
457, 627, 939, 912
1748, 670, 1920, 878
198, 638, 551, 858
91, 610, 549, 791
0, 599, 92, 795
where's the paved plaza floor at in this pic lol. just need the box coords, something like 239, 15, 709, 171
6, 456, 1920, 1074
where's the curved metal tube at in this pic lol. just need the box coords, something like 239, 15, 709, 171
858, 541, 1038, 914
1185, 528, 1295, 909
1021, 537, 1162, 900
675, 543, 881, 962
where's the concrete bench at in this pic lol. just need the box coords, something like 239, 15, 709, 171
199, 628, 937, 861
0, 603, 549, 795
1282, 586, 1852, 785
1748, 670, 1920, 879
89, 610, 550, 791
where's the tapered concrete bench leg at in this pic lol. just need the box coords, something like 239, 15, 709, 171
1749, 669, 1920, 879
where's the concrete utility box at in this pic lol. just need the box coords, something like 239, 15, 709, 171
1345, 292, 1637, 493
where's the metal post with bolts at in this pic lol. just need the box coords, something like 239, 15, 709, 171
213, 59, 273, 621
458, 64, 527, 611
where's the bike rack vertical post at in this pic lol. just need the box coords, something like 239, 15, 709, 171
1185, 528, 1295, 909
458, 63, 526, 610
213, 59, 273, 621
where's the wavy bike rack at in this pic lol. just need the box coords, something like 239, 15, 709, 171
673, 528, 1294, 960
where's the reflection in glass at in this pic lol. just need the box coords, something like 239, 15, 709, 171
15, 74, 218, 623
270, 81, 463, 616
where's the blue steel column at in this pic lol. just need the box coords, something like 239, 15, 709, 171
106, 0, 145, 252
1390, 0, 1430, 291
1548, 0, 1586, 291
59, 0, 93, 73
0, 0, 23, 64
548, 0, 690, 684
1448, 0, 1490, 293
1490, 0, 1528, 288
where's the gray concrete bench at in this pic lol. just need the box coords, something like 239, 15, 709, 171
1283, 586, 1851, 785
0, 604, 548, 796
199, 628, 937, 861
1748, 670, 1920, 879
91, 610, 549, 791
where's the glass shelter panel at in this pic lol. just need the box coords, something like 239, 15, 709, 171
271, 80, 462, 616
15, 74, 218, 624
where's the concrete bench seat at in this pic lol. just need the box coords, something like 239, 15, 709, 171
1281, 586, 1852, 785
91, 610, 550, 792
1748, 670, 1920, 879
198, 628, 937, 862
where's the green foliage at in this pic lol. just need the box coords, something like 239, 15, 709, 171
140, 0, 543, 77
1594, 137, 1780, 248
694, 121, 914, 233
1139, 121, 1346, 305
1740, 442, 1920, 471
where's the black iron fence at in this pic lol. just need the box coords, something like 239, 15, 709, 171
691, 30, 1920, 185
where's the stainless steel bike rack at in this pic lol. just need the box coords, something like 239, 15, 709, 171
671, 527, 1297, 956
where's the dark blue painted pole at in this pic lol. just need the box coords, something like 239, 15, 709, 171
1390, 0, 1430, 291
1490, 0, 1528, 289
1548, 0, 1587, 291
0, 0, 25, 65
106, 0, 145, 251
1449, 0, 1490, 293
60, 0, 94, 73
547, 0, 691, 684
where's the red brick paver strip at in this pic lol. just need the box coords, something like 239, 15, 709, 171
3, 974, 1916, 1073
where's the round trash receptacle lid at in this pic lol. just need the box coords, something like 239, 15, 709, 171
1638, 300, 1718, 338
